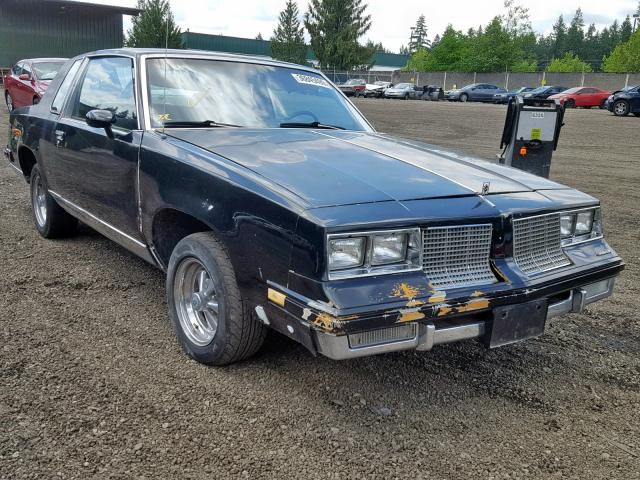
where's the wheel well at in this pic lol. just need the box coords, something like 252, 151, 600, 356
152, 209, 211, 267
17, 146, 37, 179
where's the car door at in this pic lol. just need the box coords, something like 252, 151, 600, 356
46, 55, 144, 244
575, 88, 592, 106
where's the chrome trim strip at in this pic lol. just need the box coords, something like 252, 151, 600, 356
49, 190, 146, 248
7, 162, 24, 175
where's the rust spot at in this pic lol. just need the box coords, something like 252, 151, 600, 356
406, 299, 425, 307
428, 292, 446, 303
313, 313, 335, 331
471, 291, 484, 297
267, 288, 286, 307
457, 298, 490, 312
437, 305, 454, 316
391, 283, 421, 300
398, 310, 425, 322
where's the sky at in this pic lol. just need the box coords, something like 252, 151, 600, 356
92, 0, 639, 53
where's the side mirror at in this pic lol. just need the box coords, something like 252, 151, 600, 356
86, 109, 115, 138
19, 73, 30, 81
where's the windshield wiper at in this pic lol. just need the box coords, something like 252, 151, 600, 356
279, 121, 345, 130
161, 120, 243, 128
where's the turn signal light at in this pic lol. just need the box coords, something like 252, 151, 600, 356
12, 128, 22, 138
519, 146, 527, 156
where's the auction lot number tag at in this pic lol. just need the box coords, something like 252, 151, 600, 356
291, 73, 331, 89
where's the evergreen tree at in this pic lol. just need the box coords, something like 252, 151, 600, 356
408, 15, 429, 53
620, 16, 633, 43
431, 34, 441, 49
256, 33, 264, 40
271, 0, 308, 65
125, 0, 183, 48
550, 15, 567, 59
565, 9, 585, 57
304, 0, 372, 69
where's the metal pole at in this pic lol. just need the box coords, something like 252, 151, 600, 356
443, 71, 447, 90
581, 66, 585, 87
505, 66, 509, 91
473, 72, 477, 83
416, 71, 420, 86
625, 73, 630, 88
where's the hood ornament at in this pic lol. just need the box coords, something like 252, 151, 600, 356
481, 182, 491, 195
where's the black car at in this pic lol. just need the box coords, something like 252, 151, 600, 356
4, 49, 623, 365
522, 85, 568, 100
605, 85, 640, 117
493, 87, 534, 104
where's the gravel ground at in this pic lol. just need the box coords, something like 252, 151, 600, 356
1, 95, 638, 479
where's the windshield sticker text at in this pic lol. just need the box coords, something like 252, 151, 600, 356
291, 73, 331, 89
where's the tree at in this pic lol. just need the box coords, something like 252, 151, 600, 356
408, 15, 429, 54
502, 0, 531, 37
546, 52, 593, 72
420, 25, 469, 71
603, 30, 640, 72
256, 33, 264, 40
565, 9, 585, 57
304, 0, 372, 70
125, 0, 183, 48
271, 0, 308, 65
550, 15, 568, 59
465, 17, 521, 72
405, 48, 430, 71
620, 16, 633, 43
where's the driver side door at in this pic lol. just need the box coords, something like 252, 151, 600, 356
46, 55, 145, 251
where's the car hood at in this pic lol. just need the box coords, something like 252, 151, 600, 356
166, 129, 570, 209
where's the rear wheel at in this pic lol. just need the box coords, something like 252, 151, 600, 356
5, 91, 13, 112
404, 93, 409, 100
460, 93, 468, 102
167, 232, 266, 366
613, 100, 630, 116
564, 99, 576, 109
29, 164, 78, 238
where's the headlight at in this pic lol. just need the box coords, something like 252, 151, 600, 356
327, 228, 422, 279
328, 237, 365, 270
560, 207, 603, 246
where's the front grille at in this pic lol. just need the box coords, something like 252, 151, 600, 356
422, 225, 496, 289
512, 213, 571, 275
348, 324, 417, 349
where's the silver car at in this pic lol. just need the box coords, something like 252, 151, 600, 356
384, 83, 421, 100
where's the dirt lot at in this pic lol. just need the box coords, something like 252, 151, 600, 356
1, 95, 638, 479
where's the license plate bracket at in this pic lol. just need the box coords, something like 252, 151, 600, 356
488, 299, 548, 348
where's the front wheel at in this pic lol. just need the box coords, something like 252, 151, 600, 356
460, 93, 468, 102
613, 100, 630, 117
167, 232, 266, 366
5, 91, 13, 112
30, 164, 77, 238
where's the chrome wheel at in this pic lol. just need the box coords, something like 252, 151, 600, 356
32, 174, 48, 228
173, 258, 219, 346
6, 93, 13, 112
614, 101, 629, 116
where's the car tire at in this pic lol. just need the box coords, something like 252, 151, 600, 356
460, 93, 468, 102
633, 113, 640, 117
32, 97, 40, 105
5, 91, 13, 112
613, 100, 630, 117
564, 99, 576, 109
167, 232, 267, 366
403, 93, 409, 100
29, 164, 78, 238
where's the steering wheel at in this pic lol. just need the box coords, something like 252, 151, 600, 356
283, 110, 319, 123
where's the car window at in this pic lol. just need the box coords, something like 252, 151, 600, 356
51, 59, 83, 114
32, 61, 65, 81
72, 56, 137, 130
12, 62, 23, 76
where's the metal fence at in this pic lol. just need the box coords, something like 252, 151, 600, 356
321, 70, 394, 84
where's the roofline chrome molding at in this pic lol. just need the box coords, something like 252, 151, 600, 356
138, 53, 375, 132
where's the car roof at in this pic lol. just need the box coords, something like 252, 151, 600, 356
16, 57, 68, 64
74, 48, 320, 73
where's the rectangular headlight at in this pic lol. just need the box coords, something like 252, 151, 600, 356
560, 214, 574, 238
327, 228, 421, 280
575, 210, 594, 235
560, 207, 603, 246
328, 237, 365, 270
371, 233, 407, 265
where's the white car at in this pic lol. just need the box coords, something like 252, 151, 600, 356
364, 81, 392, 98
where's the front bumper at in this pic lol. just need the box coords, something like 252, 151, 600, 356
314, 277, 616, 360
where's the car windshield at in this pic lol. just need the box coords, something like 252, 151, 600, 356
396, 83, 412, 88
146, 58, 369, 130
529, 86, 548, 94
346, 79, 364, 85
562, 87, 581, 94
33, 61, 64, 80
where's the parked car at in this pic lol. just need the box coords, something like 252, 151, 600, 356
364, 81, 392, 98
493, 87, 534, 104
384, 83, 422, 99
338, 78, 366, 97
548, 87, 611, 109
447, 83, 507, 102
522, 85, 568, 101
4, 58, 67, 111
422, 85, 445, 101
4, 49, 623, 365
605, 85, 640, 117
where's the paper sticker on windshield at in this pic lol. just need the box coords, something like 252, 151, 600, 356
291, 73, 331, 89
531, 128, 541, 140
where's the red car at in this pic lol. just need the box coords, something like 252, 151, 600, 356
548, 86, 611, 109
4, 58, 67, 111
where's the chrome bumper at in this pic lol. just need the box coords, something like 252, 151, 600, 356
314, 277, 616, 360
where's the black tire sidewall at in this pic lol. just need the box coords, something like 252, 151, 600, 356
166, 235, 236, 364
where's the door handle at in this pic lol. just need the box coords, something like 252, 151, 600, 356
55, 130, 65, 148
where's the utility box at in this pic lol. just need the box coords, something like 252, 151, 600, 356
499, 97, 565, 178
